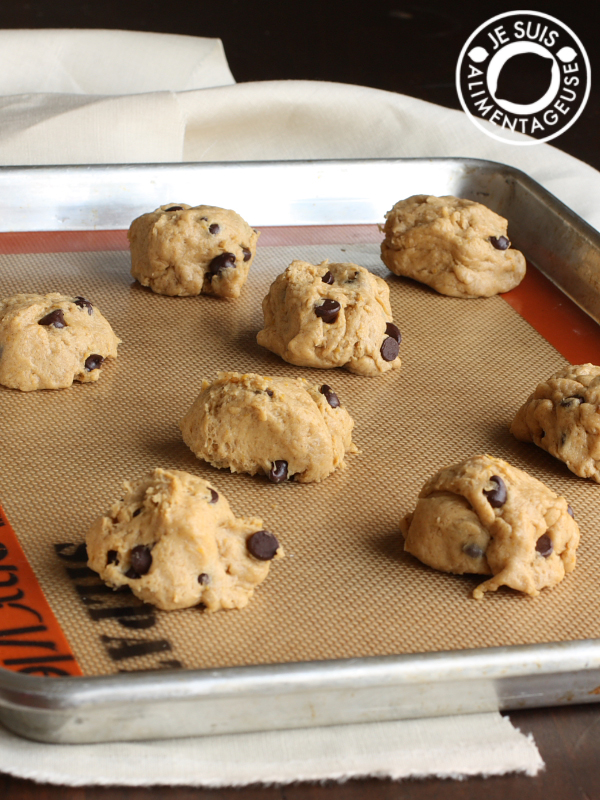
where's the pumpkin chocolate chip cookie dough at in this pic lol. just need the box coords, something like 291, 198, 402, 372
128, 203, 259, 298
180, 371, 357, 483
0, 292, 120, 391
86, 468, 283, 611
510, 363, 600, 482
381, 195, 526, 298
257, 259, 402, 376
400, 454, 579, 599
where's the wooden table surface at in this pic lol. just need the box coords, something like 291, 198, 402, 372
1, 0, 599, 796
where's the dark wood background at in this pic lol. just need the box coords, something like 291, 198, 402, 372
1, 0, 599, 797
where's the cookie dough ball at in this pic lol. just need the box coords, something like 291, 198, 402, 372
180, 371, 357, 483
400, 454, 579, 599
257, 260, 401, 376
128, 203, 259, 298
380, 195, 526, 298
510, 363, 600, 482
0, 293, 120, 392
86, 468, 283, 611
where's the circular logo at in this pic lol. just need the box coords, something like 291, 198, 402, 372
456, 11, 591, 145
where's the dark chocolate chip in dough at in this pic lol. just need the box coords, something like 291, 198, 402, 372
209, 252, 236, 276
128, 545, 152, 577
209, 489, 219, 504
268, 460, 288, 483
266, 389, 274, 397
463, 543, 485, 559
315, 299, 341, 324
380, 337, 399, 362
198, 573, 210, 585
209, 223, 220, 235
483, 475, 507, 508
320, 384, 340, 408
385, 322, 402, 343
560, 395, 585, 407
74, 296, 93, 314
107, 550, 119, 565
39, 309, 66, 328
490, 235, 511, 250
321, 271, 334, 285
535, 534, 553, 558
242, 247, 252, 262
165, 206, 183, 212
85, 354, 105, 371
247, 530, 280, 561
132, 508, 142, 518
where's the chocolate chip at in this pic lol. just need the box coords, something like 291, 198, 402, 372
380, 337, 399, 362
463, 543, 485, 559
198, 573, 210, 585
490, 235, 511, 250
315, 299, 341, 324
165, 206, 183, 212
540, 430, 546, 439
535, 534, 553, 558
209, 489, 219, 504
247, 530, 280, 561
84, 354, 104, 371
200, 216, 208, 221
320, 384, 340, 408
128, 545, 152, 577
385, 322, 402, 343
560, 395, 585, 407
483, 475, 507, 508
266, 389, 274, 397
268, 460, 288, 483
74, 296, 93, 314
209, 252, 236, 276
209, 223, 220, 234
242, 247, 252, 262
321, 271, 334, 285
39, 309, 66, 328
567, 504, 575, 518
346, 272, 359, 282
107, 550, 119, 565
132, 508, 142, 517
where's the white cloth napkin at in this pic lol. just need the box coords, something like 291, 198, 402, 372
0, 714, 543, 787
3, 27, 592, 785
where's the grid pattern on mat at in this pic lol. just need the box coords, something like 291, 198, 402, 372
1, 237, 599, 677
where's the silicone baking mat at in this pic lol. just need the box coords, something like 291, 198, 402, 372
2, 224, 600, 678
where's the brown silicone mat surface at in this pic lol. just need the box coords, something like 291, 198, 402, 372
2, 236, 600, 677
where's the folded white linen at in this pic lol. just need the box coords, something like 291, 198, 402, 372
0, 714, 543, 787
0, 29, 235, 94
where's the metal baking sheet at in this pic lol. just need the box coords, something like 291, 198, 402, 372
2, 157, 600, 744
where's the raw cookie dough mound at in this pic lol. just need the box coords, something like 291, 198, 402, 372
0, 292, 120, 391
180, 371, 357, 483
257, 259, 402, 376
511, 363, 600, 482
128, 203, 259, 298
380, 195, 526, 298
86, 468, 283, 611
400, 454, 579, 599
